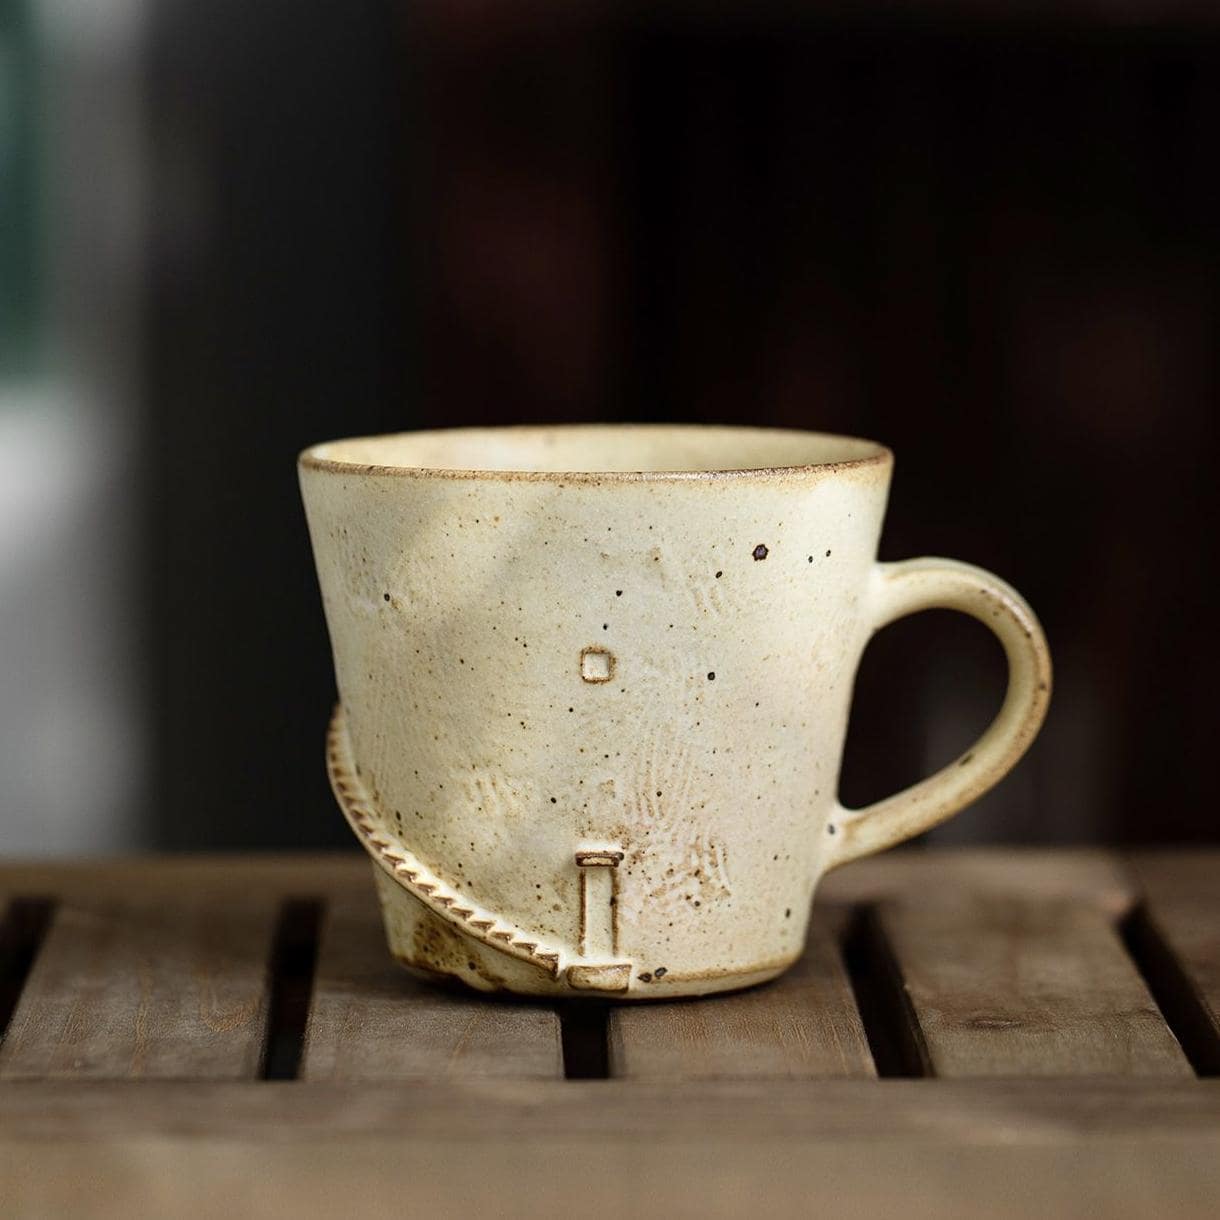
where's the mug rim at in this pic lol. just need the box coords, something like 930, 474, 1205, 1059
298, 423, 892, 483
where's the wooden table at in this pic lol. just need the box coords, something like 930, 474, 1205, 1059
0, 850, 1216, 1217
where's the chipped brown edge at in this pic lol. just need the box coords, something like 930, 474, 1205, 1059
326, 704, 564, 978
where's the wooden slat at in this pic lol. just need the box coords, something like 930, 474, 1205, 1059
7, 1138, 1217, 1220
301, 889, 563, 1080
1128, 851, 1220, 1073
820, 847, 1135, 915
0, 854, 370, 900
0, 896, 279, 1081
2, 1078, 1218, 1144
872, 894, 1192, 1077
4, 1136, 1218, 1220
608, 907, 873, 1079
1, 1081, 1218, 1220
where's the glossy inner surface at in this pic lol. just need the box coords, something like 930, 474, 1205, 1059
303, 424, 886, 476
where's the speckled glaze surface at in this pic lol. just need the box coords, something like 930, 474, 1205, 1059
299, 425, 1051, 999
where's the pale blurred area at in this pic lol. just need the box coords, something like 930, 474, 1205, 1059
1, 0, 394, 854
1, 0, 146, 851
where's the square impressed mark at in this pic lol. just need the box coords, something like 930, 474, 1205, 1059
580, 646, 615, 683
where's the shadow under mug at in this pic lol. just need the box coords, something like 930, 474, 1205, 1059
300, 425, 1051, 999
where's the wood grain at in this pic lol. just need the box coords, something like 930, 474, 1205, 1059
820, 848, 1135, 914
301, 889, 563, 1080
1, 1078, 1217, 1144
608, 907, 873, 1079
0, 896, 279, 1080
873, 895, 1192, 1077
0, 854, 369, 900
5, 1137, 1218, 1220
1, 1081, 1218, 1220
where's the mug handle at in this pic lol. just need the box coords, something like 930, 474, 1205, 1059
823, 557, 1052, 871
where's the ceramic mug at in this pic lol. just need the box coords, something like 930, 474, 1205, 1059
300, 425, 1050, 999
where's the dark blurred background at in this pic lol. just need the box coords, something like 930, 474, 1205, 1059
2, 2, 1216, 854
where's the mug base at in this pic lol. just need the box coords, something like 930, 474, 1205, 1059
374, 869, 796, 1001
335, 706, 801, 1002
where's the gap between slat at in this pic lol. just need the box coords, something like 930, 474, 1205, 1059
1120, 903, 1218, 1078
262, 899, 324, 1081
0, 899, 55, 1046
840, 906, 931, 1078
559, 1002, 610, 1079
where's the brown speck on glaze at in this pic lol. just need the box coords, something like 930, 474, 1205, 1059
715, 570, 723, 578
753, 544, 769, 560
707, 671, 716, 681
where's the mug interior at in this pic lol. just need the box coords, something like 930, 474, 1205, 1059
301, 424, 887, 478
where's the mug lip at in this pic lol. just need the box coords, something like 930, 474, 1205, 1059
298, 423, 893, 483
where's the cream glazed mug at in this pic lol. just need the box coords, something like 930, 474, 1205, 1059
299, 425, 1051, 999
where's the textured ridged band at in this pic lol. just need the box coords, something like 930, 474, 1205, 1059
325, 704, 564, 977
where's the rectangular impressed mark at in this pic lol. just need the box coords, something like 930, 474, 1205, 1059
580, 646, 615, 683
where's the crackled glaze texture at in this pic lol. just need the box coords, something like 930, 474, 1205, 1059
300, 425, 1051, 999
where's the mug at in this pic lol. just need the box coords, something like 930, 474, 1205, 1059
299, 425, 1051, 999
